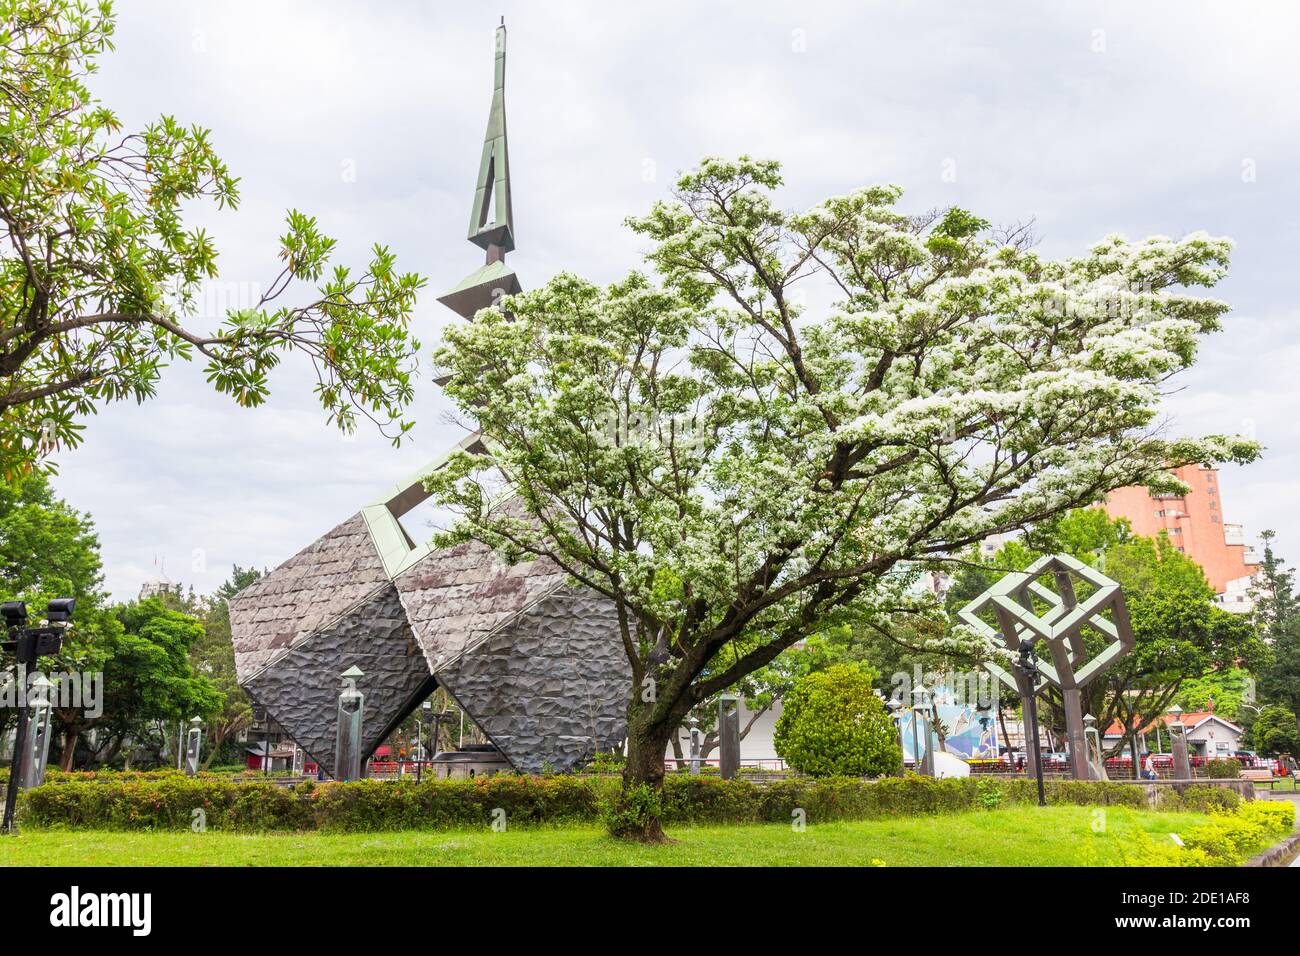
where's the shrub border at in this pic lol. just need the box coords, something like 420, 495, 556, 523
16, 773, 1250, 833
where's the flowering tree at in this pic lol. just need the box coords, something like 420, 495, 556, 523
428, 156, 1257, 840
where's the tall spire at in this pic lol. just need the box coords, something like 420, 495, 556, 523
437, 19, 522, 321
468, 20, 513, 258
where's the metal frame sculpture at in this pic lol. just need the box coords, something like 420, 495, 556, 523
229, 22, 630, 779
958, 553, 1135, 780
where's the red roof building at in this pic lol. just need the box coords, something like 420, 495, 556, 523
1102, 711, 1245, 757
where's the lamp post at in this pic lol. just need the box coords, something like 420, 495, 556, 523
912, 685, 934, 776
1015, 638, 1046, 807
1083, 713, 1102, 781
335, 665, 365, 782
2, 598, 73, 834
184, 716, 203, 776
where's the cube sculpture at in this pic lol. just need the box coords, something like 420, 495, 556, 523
230, 21, 631, 778
957, 553, 1135, 780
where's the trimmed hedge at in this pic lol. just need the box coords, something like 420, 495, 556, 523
16, 773, 1246, 833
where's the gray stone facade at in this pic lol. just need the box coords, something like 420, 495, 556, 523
240, 582, 435, 779
229, 515, 630, 777
434, 589, 631, 773
230, 513, 390, 679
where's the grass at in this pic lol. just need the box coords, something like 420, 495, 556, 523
0, 805, 1227, 866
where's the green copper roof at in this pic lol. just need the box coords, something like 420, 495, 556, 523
436, 259, 521, 320
468, 22, 514, 253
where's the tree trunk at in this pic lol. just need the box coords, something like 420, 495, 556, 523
58, 729, 78, 771
668, 733, 686, 771
1128, 730, 1140, 780
615, 721, 674, 843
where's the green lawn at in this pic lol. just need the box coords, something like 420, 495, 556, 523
0, 805, 1222, 866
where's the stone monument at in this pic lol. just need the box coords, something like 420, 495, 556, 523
229, 22, 631, 779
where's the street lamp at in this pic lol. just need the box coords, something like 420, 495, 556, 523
1014, 637, 1046, 807
886, 697, 904, 774
1083, 713, 1101, 780
184, 716, 203, 776
2, 598, 75, 834
911, 685, 934, 776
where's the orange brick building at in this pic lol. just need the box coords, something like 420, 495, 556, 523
1101, 464, 1258, 598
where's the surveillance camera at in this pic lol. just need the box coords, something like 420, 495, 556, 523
45, 597, 75, 624
1, 601, 27, 629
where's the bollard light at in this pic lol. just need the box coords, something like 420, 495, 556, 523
912, 685, 936, 776
1167, 704, 1192, 780
687, 714, 702, 776
886, 697, 905, 775
1083, 713, 1103, 781
184, 716, 203, 776
335, 666, 366, 782
19, 673, 54, 789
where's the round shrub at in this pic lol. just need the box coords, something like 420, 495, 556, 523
773, 664, 902, 777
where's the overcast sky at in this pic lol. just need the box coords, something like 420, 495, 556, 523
48, 0, 1300, 600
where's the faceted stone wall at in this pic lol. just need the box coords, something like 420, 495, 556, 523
241, 583, 434, 778
230, 513, 390, 678
435, 588, 631, 773
231, 508, 632, 777
392, 538, 569, 674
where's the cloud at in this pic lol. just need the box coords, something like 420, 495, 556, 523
41, 0, 1300, 598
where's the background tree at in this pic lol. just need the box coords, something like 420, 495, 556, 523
0, 469, 119, 759
0, 0, 426, 477
774, 662, 899, 777
664, 623, 852, 768
191, 565, 261, 768
1176, 666, 1254, 723
81, 597, 222, 768
1253, 532, 1300, 740
1252, 705, 1300, 755
428, 156, 1256, 840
